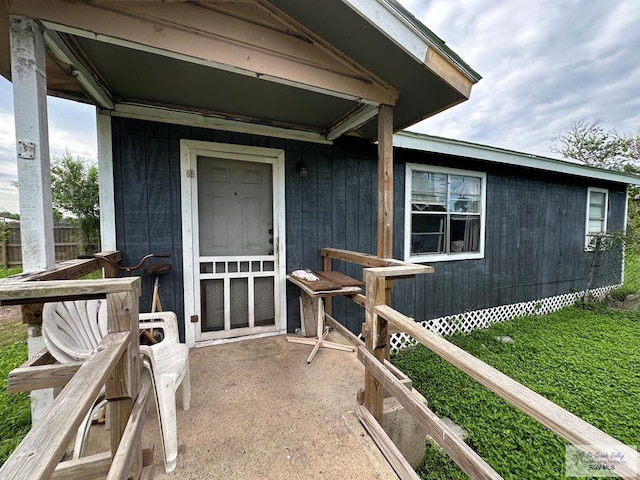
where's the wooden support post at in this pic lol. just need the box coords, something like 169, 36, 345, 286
9, 15, 55, 272
10, 14, 57, 422
323, 254, 333, 316
106, 290, 142, 477
377, 104, 394, 260
97, 112, 117, 252
364, 269, 388, 422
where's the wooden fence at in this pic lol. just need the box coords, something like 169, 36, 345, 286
0, 224, 82, 267
321, 248, 638, 480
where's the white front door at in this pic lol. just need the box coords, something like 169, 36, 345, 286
180, 141, 287, 347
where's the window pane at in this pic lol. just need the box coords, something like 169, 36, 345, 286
588, 203, 604, 220
412, 172, 447, 193
412, 171, 447, 211
412, 213, 445, 233
590, 191, 605, 206
412, 196, 446, 212
450, 216, 481, 253
450, 194, 480, 213
588, 219, 603, 233
450, 175, 481, 196
411, 213, 445, 254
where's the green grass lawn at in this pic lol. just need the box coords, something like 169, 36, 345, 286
0, 305, 29, 467
0, 266, 104, 466
393, 305, 640, 480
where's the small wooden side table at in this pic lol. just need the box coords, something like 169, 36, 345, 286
286, 273, 361, 363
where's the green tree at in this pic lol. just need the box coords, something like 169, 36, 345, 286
51, 154, 100, 254
0, 212, 19, 221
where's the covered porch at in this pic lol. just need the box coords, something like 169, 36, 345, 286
0, 1, 482, 478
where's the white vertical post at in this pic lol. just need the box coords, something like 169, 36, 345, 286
9, 15, 55, 272
97, 110, 116, 251
9, 15, 56, 422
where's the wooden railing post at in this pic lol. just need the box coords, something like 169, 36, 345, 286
323, 253, 333, 316
1, 236, 7, 268
0, 277, 141, 479
106, 289, 142, 476
363, 269, 388, 422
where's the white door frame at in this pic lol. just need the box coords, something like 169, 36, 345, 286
180, 140, 287, 348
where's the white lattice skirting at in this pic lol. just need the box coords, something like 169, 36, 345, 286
388, 285, 615, 354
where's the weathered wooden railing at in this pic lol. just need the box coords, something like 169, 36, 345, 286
0, 253, 155, 479
321, 248, 637, 480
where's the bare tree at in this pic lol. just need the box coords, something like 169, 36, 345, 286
551, 119, 629, 170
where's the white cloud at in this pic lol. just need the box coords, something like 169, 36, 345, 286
0, 81, 96, 213
400, 0, 640, 157
0, 0, 639, 214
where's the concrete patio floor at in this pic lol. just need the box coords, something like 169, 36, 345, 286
139, 331, 399, 479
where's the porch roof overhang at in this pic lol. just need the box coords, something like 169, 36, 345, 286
0, 0, 480, 141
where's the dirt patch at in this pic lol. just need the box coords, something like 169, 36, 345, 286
0, 305, 20, 323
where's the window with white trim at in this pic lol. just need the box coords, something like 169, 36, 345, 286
585, 187, 608, 250
405, 164, 486, 262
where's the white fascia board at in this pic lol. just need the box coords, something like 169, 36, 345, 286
341, 0, 427, 63
113, 103, 332, 145
341, 0, 479, 82
394, 131, 640, 186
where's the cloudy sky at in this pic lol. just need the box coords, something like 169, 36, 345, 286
1, 0, 639, 213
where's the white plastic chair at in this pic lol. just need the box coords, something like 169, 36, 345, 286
42, 299, 191, 473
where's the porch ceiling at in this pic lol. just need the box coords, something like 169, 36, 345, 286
0, 0, 480, 141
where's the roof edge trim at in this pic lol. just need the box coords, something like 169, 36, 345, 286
394, 131, 640, 185
341, 0, 481, 83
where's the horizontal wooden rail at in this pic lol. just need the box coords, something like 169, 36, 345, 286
348, 292, 366, 307
0, 331, 130, 479
325, 312, 363, 346
358, 344, 502, 480
8, 361, 82, 392
375, 304, 638, 479
0, 278, 141, 306
0, 251, 121, 284
51, 452, 112, 480
321, 248, 413, 268
365, 265, 433, 277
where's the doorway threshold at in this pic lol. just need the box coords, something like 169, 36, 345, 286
194, 330, 283, 348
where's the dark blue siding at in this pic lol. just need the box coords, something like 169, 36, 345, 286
112, 117, 627, 340
392, 149, 627, 319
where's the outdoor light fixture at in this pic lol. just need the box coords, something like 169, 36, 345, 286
296, 162, 308, 178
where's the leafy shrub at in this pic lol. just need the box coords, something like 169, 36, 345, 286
608, 285, 637, 302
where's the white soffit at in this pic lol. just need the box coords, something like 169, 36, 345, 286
27, 0, 397, 106
394, 131, 640, 185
